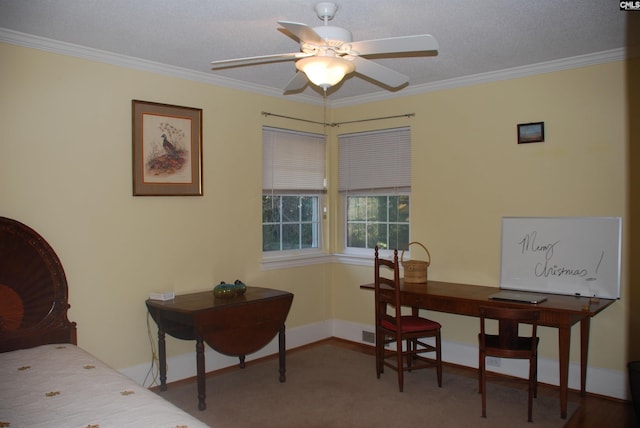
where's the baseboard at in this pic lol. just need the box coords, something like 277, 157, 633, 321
120, 319, 333, 386
120, 318, 629, 400
330, 319, 629, 400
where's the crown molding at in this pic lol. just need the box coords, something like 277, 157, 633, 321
331, 48, 626, 107
1, 28, 624, 108
0, 28, 320, 105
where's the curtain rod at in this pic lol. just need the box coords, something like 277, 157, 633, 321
261, 111, 415, 127
261, 111, 327, 126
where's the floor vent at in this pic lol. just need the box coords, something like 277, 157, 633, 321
362, 330, 375, 344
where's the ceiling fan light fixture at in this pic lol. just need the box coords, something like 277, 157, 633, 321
295, 56, 355, 90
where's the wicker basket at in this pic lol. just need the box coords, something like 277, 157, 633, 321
401, 242, 431, 283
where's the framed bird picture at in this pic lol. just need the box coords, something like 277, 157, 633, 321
132, 100, 203, 196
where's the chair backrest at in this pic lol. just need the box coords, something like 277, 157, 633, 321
374, 246, 402, 328
479, 306, 539, 354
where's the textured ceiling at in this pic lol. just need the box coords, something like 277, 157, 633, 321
0, 0, 629, 102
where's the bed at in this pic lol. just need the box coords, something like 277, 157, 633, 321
0, 216, 210, 428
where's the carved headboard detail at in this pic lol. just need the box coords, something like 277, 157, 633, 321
0, 216, 77, 352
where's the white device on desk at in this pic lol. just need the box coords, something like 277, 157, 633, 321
489, 290, 548, 304
149, 291, 175, 301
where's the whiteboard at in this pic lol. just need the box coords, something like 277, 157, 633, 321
500, 217, 622, 299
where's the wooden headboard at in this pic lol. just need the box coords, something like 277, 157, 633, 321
0, 216, 77, 352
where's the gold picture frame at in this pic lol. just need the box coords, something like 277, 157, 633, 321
132, 100, 203, 196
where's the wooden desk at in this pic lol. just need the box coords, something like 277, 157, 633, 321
146, 286, 294, 410
361, 280, 614, 419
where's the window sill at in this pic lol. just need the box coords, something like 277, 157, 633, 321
260, 252, 385, 270
261, 252, 333, 271
331, 253, 375, 267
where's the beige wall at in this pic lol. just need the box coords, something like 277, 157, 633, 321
0, 42, 330, 368
1, 42, 629, 377
329, 62, 628, 370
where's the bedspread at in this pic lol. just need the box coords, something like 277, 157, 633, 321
0, 344, 210, 428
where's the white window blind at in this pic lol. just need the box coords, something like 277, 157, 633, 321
263, 127, 326, 193
338, 127, 411, 193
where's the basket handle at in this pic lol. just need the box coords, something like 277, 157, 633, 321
401, 241, 431, 264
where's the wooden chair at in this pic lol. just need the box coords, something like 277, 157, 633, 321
478, 306, 540, 422
374, 246, 442, 392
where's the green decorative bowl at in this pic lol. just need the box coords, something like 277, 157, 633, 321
213, 280, 247, 298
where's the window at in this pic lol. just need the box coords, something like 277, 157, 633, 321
262, 127, 325, 253
262, 195, 320, 251
339, 127, 411, 253
346, 195, 410, 249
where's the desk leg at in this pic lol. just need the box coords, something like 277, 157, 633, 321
279, 324, 286, 382
196, 337, 206, 411
580, 317, 590, 396
558, 326, 570, 419
158, 328, 167, 391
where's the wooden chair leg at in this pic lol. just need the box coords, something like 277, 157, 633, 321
480, 355, 487, 418
528, 355, 536, 422
436, 331, 442, 387
478, 350, 483, 394
533, 355, 538, 398
375, 331, 383, 378
377, 329, 442, 392
396, 338, 404, 392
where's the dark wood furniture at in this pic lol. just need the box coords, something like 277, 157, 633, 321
374, 247, 442, 391
0, 216, 210, 428
479, 306, 540, 422
146, 287, 294, 410
0, 216, 77, 352
361, 279, 615, 419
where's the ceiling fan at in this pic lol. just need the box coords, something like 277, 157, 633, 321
210, 2, 439, 93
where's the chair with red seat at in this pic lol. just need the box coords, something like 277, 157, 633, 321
374, 246, 442, 392
478, 305, 540, 422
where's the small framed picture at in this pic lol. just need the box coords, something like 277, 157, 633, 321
132, 100, 203, 196
517, 122, 545, 144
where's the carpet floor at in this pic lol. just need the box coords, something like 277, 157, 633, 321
155, 342, 578, 427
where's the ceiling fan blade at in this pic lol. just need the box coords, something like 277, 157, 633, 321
211, 52, 310, 69
283, 71, 309, 92
277, 20, 323, 44
351, 57, 408, 88
350, 34, 439, 56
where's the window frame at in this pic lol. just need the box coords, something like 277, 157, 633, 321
262, 193, 323, 253
261, 126, 327, 268
338, 127, 412, 260
341, 192, 411, 259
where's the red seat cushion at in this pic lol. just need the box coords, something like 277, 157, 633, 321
382, 316, 441, 333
